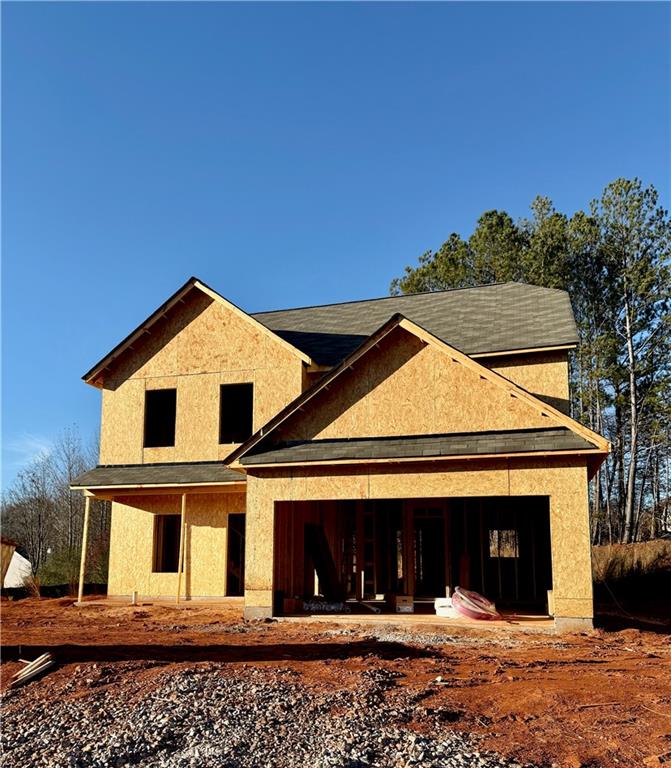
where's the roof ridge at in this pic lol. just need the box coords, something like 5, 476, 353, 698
250, 281, 551, 316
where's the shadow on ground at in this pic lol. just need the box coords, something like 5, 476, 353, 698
1, 639, 434, 665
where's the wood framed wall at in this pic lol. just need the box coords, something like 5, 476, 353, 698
244, 458, 594, 622
106, 490, 246, 599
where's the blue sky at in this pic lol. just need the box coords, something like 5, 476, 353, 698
2, 1, 669, 487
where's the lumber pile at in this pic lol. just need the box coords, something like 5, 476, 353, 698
8, 653, 55, 688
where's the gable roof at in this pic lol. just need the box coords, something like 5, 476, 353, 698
83, 279, 578, 387
225, 313, 609, 467
82, 277, 312, 386
252, 282, 579, 366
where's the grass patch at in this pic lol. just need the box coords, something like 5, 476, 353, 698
593, 539, 671, 628
592, 539, 671, 583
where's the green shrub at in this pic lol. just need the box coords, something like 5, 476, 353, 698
37, 548, 81, 593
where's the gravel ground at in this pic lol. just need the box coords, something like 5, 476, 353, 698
317, 626, 571, 651
1, 663, 534, 768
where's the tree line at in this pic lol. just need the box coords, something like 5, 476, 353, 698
391, 178, 670, 544
1, 427, 110, 590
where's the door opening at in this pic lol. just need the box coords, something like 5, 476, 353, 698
226, 514, 245, 596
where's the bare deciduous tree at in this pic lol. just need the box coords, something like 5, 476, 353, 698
1, 426, 111, 590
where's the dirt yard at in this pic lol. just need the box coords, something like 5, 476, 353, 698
1, 598, 670, 767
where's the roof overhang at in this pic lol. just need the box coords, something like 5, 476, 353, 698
470, 343, 576, 359
74, 482, 247, 500
242, 449, 608, 469
70, 461, 247, 496
239, 428, 606, 468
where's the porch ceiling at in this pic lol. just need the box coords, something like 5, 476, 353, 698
240, 427, 602, 466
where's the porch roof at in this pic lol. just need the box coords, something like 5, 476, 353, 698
71, 461, 245, 490
240, 427, 599, 466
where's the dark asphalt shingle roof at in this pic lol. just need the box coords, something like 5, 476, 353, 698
71, 462, 245, 489
252, 283, 578, 366
240, 428, 596, 466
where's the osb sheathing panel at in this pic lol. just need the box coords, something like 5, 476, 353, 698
99, 292, 304, 465
244, 458, 593, 619
509, 461, 593, 618
107, 492, 245, 598
100, 381, 145, 465
278, 329, 556, 443
487, 352, 569, 412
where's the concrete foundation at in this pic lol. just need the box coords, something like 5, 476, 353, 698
554, 616, 594, 633
244, 605, 274, 620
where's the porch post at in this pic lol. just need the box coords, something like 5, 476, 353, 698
176, 493, 187, 604
77, 495, 92, 605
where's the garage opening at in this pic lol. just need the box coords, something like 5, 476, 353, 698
273, 497, 551, 616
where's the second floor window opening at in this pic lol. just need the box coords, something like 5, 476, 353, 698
220, 383, 254, 443
144, 388, 177, 448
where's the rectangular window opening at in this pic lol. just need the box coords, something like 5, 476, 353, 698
489, 529, 519, 559
153, 514, 181, 572
144, 388, 177, 448
219, 383, 254, 443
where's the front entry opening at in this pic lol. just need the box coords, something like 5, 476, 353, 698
226, 513, 245, 597
273, 497, 552, 615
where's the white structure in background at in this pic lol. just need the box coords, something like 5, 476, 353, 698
3, 551, 33, 588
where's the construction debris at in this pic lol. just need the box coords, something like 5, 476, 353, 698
302, 599, 350, 613
2, 598, 670, 767
8, 653, 55, 689
435, 596, 459, 618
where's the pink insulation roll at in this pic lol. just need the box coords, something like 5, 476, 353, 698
452, 586, 500, 621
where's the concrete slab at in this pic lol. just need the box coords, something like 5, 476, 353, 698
75, 597, 245, 609
279, 611, 556, 634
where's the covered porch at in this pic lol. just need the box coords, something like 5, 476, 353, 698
71, 461, 247, 604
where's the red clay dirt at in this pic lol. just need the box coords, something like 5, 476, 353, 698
2, 597, 670, 767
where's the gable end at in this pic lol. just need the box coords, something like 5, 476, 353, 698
83, 277, 312, 388
226, 315, 609, 466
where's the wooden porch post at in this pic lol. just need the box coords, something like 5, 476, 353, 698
77, 495, 92, 605
176, 493, 187, 604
